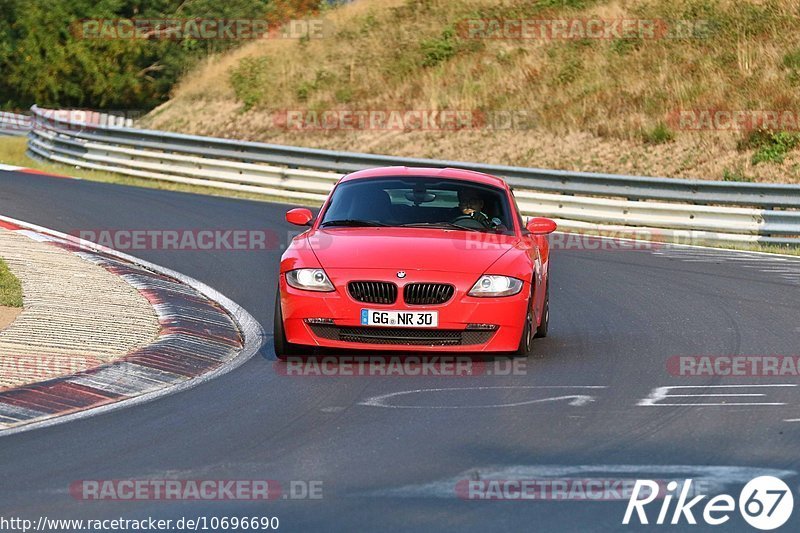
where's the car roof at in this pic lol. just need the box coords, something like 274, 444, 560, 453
339, 166, 508, 188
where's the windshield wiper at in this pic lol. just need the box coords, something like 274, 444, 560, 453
399, 222, 485, 232
320, 219, 389, 228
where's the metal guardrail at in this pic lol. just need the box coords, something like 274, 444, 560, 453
0, 112, 31, 136
25, 105, 800, 246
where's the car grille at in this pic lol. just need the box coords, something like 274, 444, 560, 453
308, 325, 494, 346
348, 281, 398, 304
403, 283, 455, 305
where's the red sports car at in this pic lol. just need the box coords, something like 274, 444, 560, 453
274, 166, 556, 358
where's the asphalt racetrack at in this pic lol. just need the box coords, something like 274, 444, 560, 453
2, 169, 800, 531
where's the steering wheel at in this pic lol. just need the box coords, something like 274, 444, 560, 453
451, 214, 493, 229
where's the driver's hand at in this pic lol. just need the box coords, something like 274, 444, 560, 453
471, 211, 494, 227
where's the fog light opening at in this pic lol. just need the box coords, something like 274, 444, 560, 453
304, 318, 335, 325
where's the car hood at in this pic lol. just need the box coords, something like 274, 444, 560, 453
304, 227, 519, 273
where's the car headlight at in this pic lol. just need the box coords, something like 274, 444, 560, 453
286, 268, 334, 292
468, 275, 523, 297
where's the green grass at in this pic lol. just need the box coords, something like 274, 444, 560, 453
737, 130, 800, 166
783, 47, 800, 84
420, 26, 462, 67
704, 241, 800, 258
193, 0, 800, 142
642, 122, 675, 145
722, 165, 753, 182
139, 0, 800, 186
229, 56, 271, 111
0, 257, 22, 308
0, 136, 319, 207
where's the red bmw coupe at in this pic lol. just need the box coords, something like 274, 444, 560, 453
274, 166, 556, 358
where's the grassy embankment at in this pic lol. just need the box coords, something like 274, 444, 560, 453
142, 0, 800, 183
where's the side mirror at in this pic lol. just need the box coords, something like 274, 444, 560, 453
526, 217, 557, 235
286, 208, 313, 227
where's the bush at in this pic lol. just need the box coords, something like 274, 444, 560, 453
420, 26, 460, 67
783, 48, 800, 84
739, 130, 800, 165
229, 56, 271, 111
642, 122, 675, 144
295, 69, 335, 102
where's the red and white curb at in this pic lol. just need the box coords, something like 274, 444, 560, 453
0, 163, 74, 178
0, 214, 264, 436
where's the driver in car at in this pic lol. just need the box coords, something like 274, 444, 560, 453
456, 188, 493, 227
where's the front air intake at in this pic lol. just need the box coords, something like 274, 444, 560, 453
403, 283, 455, 305
347, 281, 398, 304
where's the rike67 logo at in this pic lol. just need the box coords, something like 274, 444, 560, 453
623, 476, 794, 530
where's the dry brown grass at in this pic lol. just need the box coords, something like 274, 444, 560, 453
142, 0, 800, 183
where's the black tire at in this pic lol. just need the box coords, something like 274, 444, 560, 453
512, 292, 534, 357
535, 280, 549, 339
274, 291, 301, 360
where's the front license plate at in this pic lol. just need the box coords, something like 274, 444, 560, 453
361, 309, 439, 328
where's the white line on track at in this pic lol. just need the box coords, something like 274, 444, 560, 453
359, 386, 608, 409
638, 384, 797, 407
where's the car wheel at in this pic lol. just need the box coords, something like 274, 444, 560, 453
274, 290, 301, 360
535, 280, 549, 339
512, 293, 534, 357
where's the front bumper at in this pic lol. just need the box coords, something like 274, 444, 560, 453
279, 268, 528, 352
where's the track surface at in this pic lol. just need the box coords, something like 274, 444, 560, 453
2, 170, 800, 531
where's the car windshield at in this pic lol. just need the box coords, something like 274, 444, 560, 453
319, 177, 515, 233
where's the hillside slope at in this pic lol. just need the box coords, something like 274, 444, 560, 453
142, 0, 800, 183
